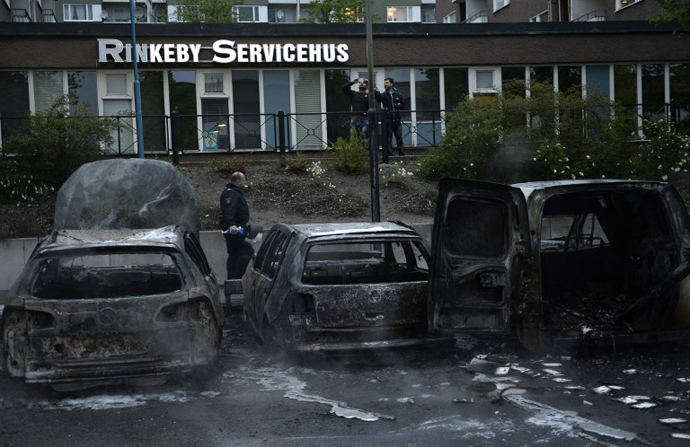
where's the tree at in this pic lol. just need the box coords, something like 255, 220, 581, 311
651, 0, 690, 32
174, 0, 243, 23
300, 0, 366, 23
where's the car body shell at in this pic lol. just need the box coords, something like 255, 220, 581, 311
430, 178, 690, 351
2, 226, 223, 389
242, 222, 452, 355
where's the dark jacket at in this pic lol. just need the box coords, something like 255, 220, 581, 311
220, 182, 250, 231
342, 82, 370, 116
375, 88, 405, 121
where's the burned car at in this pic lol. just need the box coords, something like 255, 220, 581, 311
2, 226, 223, 389
2, 159, 224, 389
430, 179, 690, 351
242, 222, 452, 354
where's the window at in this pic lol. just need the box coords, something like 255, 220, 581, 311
140, 71, 166, 152
33, 71, 63, 113
169, 70, 197, 151
232, 70, 261, 149
68, 71, 98, 115
558, 66, 581, 94
415, 68, 440, 121
493, 0, 509, 12
234, 5, 261, 22
444, 198, 506, 258
102, 72, 133, 154
387, 6, 420, 22
670, 63, 690, 131
0, 72, 29, 146
204, 73, 224, 94
302, 240, 429, 285
63, 4, 100, 21
443, 11, 457, 23
616, 0, 642, 10
444, 67, 469, 110
294, 70, 323, 148
263, 70, 291, 149
470, 67, 499, 96
642, 64, 665, 122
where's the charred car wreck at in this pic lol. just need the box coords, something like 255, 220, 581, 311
242, 222, 453, 355
3, 227, 223, 389
2, 159, 224, 389
430, 179, 690, 351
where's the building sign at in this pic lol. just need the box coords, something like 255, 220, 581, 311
98, 38, 349, 64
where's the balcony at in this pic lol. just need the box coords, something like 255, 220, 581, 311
43, 9, 57, 22
462, 10, 487, 23
12, 9, 31, 22
573, 10, 605, 22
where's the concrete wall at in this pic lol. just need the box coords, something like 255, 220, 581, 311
0, 223, 433, 298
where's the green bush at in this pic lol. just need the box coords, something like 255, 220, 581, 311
328, 134, 368, 174
418, 99, 502, 181
1, 96, 117, 189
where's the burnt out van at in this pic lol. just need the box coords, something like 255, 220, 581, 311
430, 179, 690, 351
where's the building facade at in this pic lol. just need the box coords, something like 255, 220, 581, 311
0, 20, 689, 154
436, 0, 665, 24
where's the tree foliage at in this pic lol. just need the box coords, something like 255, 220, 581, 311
651, 0, 690, 32
300, 0, 366, 23
174, 0, 243, 23
1, 96, 117, 190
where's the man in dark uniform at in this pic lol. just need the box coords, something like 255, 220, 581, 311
220, 171, 254, 280
342, 78, 370, 139
375, 77, 405, 156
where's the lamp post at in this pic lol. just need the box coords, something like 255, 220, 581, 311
365, 0, 380, 222
129, 0, 145, 158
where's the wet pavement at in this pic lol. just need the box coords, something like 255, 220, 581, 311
0, 312, 689, 446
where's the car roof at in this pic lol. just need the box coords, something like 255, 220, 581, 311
39, 226, 186, 252
512, 179, 668, 200
286, 222, 420, 238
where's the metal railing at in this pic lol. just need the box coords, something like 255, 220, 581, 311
572, 10, 605, 22
462, 11, 488, 23
1, 105, 688, 157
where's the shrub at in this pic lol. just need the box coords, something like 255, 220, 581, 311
328, 135, 368, 174
633, 120, 690, 180
211, 156, 251, 175
1, 96, 117, 189
418, 99, 502, 181
0, 160, 54, 205
281, 151, 310, 173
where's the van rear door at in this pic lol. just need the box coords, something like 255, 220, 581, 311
429, 179, 530, 334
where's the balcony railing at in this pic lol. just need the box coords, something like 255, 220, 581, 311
572, 10, 605, 22
462, 10, 488, 23
12, 9, 31, 22
43, 9, 57, 22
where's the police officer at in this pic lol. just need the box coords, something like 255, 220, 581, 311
220, 171, 254, 280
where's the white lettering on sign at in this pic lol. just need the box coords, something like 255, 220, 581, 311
98, 39, 349, 64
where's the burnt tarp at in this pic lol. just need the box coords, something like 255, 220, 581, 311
54, 159, 199, 235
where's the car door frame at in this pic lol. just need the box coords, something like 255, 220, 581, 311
429, 179, 532, 340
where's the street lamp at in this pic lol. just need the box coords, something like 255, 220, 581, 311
129, 0, 145, 158
365, 0, 380, 222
